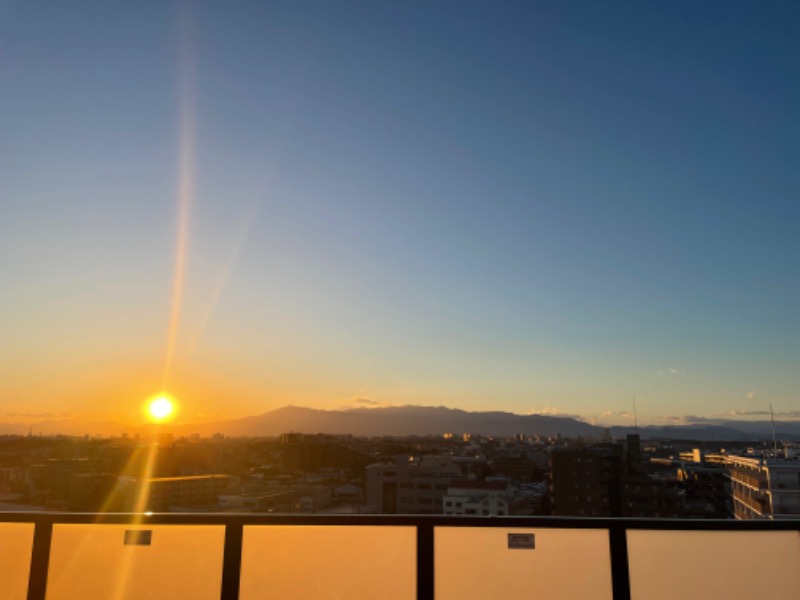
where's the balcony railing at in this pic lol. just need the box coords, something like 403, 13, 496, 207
0, 512, 798, 600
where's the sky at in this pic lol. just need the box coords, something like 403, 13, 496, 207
1, 1, 798, 428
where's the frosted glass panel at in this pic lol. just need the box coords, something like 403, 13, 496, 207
46, 524, 224, 600
0, 523, 34, 600
240, 526, 416, 600
628, 530, 800, 600
435, 527, 612, 600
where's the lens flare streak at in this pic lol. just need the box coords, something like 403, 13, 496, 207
162, 10, 197, 390
185, 200, 261, 355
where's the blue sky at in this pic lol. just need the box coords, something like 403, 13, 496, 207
1, 1, 798, 426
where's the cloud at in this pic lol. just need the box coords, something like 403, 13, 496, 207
5, 412, 70, 419
660, 415, 689, 424
526, 406, 586, 421
724, 409, 800, 419
728, 410, 770, 417
602, 411, 635, 420
353, 397, 380, 406
659, 410, 800, 423
654, 411, 800, 426
665, 415, 721, 424
657, 367, 681, 376
348, 397, 393, 408
527, 406, 562, 416
683, 415, 719, 424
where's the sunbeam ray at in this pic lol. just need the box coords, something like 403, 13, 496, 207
162, 5, 197, 391
185, 200, 262, 355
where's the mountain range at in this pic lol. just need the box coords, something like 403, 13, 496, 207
3, 405, 800, 441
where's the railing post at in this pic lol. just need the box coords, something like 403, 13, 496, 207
609, 524, 631, 600
27, 520, 53, 600
220, 522, 243, 600
416, 523, 434, 600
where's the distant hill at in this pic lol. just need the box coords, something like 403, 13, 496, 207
171, 406, 800, 441
174, 405, 598, 438
611, 421, 800, 442
3, 405, 799, 441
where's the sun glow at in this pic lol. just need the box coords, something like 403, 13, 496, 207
146, 395, 176, 423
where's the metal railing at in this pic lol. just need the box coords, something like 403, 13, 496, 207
1, 511, 798, 600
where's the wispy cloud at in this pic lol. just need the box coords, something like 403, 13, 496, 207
527, 406, 563, 416
5, 412, 71, 419
602, 411, 635, 420
660, 414, 720, 425
723, 409, 800, 419
353, 397, 381, 406
346, 396, 394, 408
660, 410, 800, 424
656, 367, 681, 376
526, 407, 586, 421
660, 415, 687, 424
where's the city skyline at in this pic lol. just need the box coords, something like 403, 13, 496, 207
2, 2, 798, 429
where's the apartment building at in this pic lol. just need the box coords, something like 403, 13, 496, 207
728, 455, 800, 520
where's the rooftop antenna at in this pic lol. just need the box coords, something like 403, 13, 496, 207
770, 404, 778, 457
632, 395, 639, 434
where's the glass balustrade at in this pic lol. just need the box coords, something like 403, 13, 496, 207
0, 523, 34, 600
627, 530, 800, 600
0, 516, 797, 600
435, 527, 613, 599
46, 524, 225, 600
239, 525, 416, 599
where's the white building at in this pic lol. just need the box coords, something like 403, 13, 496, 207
443, 480, 509, 516
727, 455, 800, 520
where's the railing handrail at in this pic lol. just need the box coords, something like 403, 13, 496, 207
1, 510, 799, 529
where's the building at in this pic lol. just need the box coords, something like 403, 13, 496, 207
728, 455, 800, 520
491, 455, 539, 482
550, 446, 623, 517
550, 436, 684, 518
142, 474, 231, 512
442, 480, 509, 516
677, 463, 728, 518
366, 455, 460, 514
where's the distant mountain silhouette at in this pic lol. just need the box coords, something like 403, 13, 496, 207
3, 405, 799, 440
610, 422, 800, 441
176, 405, 598, 438
170, 405, 800, 440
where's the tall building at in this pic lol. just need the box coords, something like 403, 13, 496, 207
728, 455, 800, 520
550, 446, 623, 517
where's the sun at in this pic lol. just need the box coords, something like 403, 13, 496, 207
146, 395, 177, 423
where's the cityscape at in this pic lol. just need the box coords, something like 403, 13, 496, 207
1, 415, 798, 519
